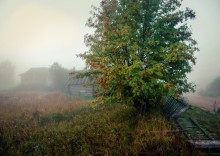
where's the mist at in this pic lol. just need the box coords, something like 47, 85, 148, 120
0, 0, 220, 92
0, 0, 100, 88
182, 0, 220, 92
0, 1, 220, 155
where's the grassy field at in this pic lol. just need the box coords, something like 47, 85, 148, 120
0, 92, 205, 155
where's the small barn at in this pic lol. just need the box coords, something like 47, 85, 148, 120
67, 74, 94, 98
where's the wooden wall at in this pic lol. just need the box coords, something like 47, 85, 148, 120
68, 84, 93, 97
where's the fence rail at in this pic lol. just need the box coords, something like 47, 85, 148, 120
162, 96, 220, 151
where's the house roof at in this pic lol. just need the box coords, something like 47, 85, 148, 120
67, 76, 92, 85
20, 67, 49, 77
67, 70, 94, 85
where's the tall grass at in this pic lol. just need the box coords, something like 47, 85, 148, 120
0, 92, 203, 155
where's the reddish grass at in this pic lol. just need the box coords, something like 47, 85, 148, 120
185, 93, 220, 111
0, 91, 91, 118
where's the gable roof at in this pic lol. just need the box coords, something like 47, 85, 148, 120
20, 67, 49, 77
67, 70, 94, 86
67, 76, 92, 85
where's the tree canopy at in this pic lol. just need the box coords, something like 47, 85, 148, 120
205, 77, 220, 97
49, 62, 69, 91
0, 60, 15, 90
80, 0, 198, 110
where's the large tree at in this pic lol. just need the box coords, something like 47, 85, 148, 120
0, 60, 15, 90
205, 77, 220, 97
80, 0, 198, 110
49, 62, 69, 91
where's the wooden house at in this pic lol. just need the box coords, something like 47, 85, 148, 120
67, 72, 94, 98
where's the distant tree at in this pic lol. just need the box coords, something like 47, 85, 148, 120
206, 77, 220, 97
80, 0, 198, 111
49, 62, 69, 91
0, 60, 15, 90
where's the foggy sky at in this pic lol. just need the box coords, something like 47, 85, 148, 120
0, 0, 100, 74
182, 0, 220, 91
0, 0, 220, 91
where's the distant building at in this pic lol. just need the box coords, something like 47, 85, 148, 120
67, 71, 94, 97
19, 67, 51, 90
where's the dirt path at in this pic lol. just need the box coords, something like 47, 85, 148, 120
184, 94, 220, 111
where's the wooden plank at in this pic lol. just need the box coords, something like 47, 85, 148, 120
188, 140, 220, 149
190, 118, 214, 140
161, 97, 220, 151
176, 118, 214, 141
188, 133, 210, 140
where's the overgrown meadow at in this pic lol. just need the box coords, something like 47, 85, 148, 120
0, 92, 202, 155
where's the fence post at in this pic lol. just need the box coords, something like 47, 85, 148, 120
214, 100, 217, 112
